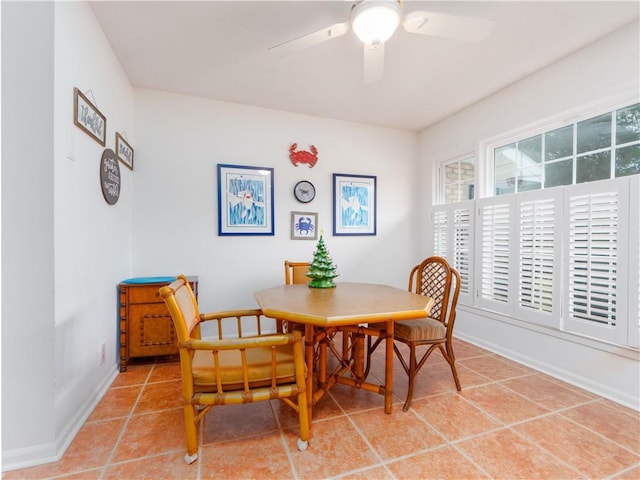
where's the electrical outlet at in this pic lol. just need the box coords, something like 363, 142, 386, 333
100, 343, 106, 366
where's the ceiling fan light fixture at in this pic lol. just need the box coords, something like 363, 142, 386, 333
351, 0, 401, 46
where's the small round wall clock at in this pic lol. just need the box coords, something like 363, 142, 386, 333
294, 180, 316, 203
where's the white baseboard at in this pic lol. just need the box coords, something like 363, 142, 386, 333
454, 307, 640, 412
2, 364, 119, 472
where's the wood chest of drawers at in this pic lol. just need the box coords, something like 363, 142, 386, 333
118, 276, 198, 371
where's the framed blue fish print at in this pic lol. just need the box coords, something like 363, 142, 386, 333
333, 173, 377, 236
217, 164, 274, 236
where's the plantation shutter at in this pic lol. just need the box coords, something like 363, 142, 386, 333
563, 177, 629, 344
431, 203, 474, 305
515, 189, 562, 326
432, 209, 448, 259
476, 196, 515, 314
629, 175, 640, 348
452, 202, 474, 304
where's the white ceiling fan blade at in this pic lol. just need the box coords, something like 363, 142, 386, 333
403, 11, 495, 42
363, 43, 385, 84
268, 22, 349, 56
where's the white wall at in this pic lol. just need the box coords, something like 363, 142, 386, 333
52, 0, 135, 452
2, 1, 135, 470
132, 89, 419, 313
2, 0, 56, 463
418, 21, 640, 408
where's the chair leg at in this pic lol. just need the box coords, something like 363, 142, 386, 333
440, 343, 461, 391
296, 390, 310, 451
364, 334, 383, 379
183, 404, 199, 464
403, 343, 418, 412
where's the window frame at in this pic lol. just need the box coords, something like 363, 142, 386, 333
430, 91, 640, 349
479, 92, 640, 200
436, 152, 476, 205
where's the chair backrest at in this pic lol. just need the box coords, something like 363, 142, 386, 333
408, 256, 461, 328
160, 275, 202, 342
284, 261, 310, 285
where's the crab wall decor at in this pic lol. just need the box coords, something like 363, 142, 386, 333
289, 143, 318, 168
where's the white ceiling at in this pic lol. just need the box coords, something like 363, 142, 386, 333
89, 1, 639, 132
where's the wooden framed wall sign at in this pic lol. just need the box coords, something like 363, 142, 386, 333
115, 132, 134, 170
73, 87, 106, 146
100, 148, 120, 205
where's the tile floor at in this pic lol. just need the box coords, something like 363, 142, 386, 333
4, 339, 639, 480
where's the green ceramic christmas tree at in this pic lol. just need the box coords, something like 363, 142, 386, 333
306, 234, 339, 288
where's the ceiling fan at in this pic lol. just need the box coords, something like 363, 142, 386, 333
268, 0, 495, 84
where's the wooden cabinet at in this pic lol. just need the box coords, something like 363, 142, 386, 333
118, 276, 198, 371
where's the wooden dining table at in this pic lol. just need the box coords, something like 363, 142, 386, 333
254, 282, 434, 421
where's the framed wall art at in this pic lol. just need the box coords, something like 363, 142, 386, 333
333, 173, 377, 236
73, 87, 106, 146
217, 164, 274, 236
291, 211, 318, 240
115, 132, 134, 170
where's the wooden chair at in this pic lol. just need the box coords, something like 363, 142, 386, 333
284, 260, 310, 285
280, 261, 310, 333
283, 260, 345, 380
366, 256, 461, 411
159, 275, 310, 464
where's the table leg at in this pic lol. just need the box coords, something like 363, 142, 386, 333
384, 320, 394, 414
304, 324, 315, 424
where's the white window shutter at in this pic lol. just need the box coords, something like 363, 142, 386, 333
563, 177, 629, 344
628, 175, 640, 348
516, 189, 563, 326
432, 209, 448, 259
453, 202, 474, 304
476, 196, 516, 314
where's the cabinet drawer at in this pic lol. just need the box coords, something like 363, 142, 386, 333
128, 304, 178, 358
126, 284, 166, 305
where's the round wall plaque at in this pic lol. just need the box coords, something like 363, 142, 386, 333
100, 148, 120, 205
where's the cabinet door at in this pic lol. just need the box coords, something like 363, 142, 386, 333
128, 304, 178, 358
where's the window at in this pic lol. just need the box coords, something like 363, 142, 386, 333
493, 103, 640, 195
439, 154, 475, 204
432, 98, 639, 348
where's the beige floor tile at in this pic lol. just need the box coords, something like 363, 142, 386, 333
199, 432, 292, 480
202, 401, 278, 445
412, 392, 501, 441
461, 383, 549, 424
515, 414, 639, 478
386, 445, 489, 480
112, 409, 186, 463
284, 416, 379, 480
336, 465, 393, 479
147, 362, 182, 383
134, 379, 183, 414
328, 382, 390, 413
457, 428, 581, 479
458, 354, 532, 381
501, 373, 594, 411
611, 464, 640, 479
103, 451, 198, 479
350, 407, 446, 460
451, 339, 492, 360
562, 400, 640, 453
53, 468, 106, 479
110, 364, 152, 388
86, 385, 142, 422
